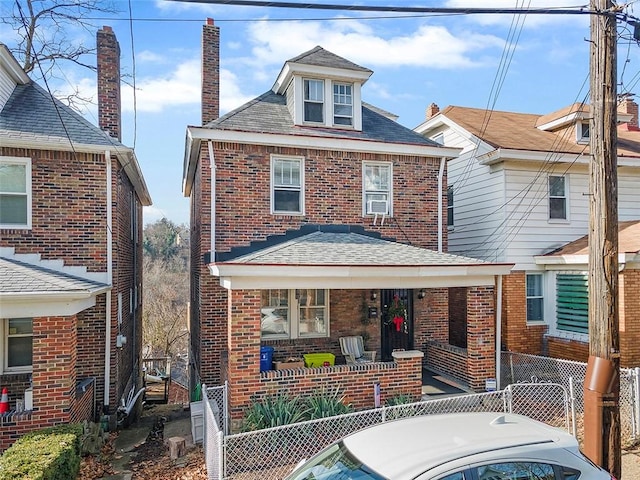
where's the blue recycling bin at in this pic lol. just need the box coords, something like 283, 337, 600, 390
260, 346, 274, 372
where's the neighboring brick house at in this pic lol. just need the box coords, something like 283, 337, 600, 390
415, 100, 640, 366
0, 27, 151, 450
183, 19, 512, 427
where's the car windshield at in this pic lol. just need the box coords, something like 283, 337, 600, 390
286, 441, 386, 480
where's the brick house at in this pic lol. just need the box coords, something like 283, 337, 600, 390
183, 20, 512, 428
0, 27, 151, 450
415, 100, 640, 366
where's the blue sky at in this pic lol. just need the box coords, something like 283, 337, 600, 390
3, 1, 640, 226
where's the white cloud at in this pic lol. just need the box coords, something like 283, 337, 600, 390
244, 19, 505, 72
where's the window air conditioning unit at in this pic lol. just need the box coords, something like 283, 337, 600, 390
368, 199, 388, 215
368, 199, 388, 226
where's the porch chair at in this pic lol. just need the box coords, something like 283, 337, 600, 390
339, 336, 376, 364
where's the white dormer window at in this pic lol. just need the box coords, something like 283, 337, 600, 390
577, 121, 590, 143
304, 79, 324, 123
333, 83, 353, 126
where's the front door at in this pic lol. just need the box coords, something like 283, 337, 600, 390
381, 289, 414, 361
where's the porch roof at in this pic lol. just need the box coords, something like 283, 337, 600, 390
209, 231, 513, 289
0, 257, 110, 317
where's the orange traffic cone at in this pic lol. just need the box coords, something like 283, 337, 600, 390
0, 388, 8, 413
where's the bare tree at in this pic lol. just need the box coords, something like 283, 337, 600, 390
2, 0, 119, 106
143, 257, 189, 359
142, 219, 190, 360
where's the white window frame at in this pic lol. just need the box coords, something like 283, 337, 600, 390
303, 78, 324, 124
333, 82, 353, 126
547, 271, 589, 342
577, 121, 590, 144
261, 289, 330, 340
2, 318, 33, 374
548, 174, 569, 222
432, 133, 444, 145
362, 161, 392, 216
271, 155, 305, 215
0, 156, 32, 229
525, 273, 544, 324
447, 185, 454, 227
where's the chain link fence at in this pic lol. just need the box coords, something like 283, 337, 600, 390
201, 354, 640, 480
502, 351, 640, 445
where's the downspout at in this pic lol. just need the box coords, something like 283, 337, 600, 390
104, 150, 113, 412
495, 274, 503, 390
208, 141, 216, 257
437, 157, 446, 253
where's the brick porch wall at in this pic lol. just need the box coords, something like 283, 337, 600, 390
0, 315, 87, 451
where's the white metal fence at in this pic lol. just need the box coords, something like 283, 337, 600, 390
201, 353, 640, 480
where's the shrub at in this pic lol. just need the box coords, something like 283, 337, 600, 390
305, 388, 353, 420
242, 394, 309, 431
0, 424, 83, 480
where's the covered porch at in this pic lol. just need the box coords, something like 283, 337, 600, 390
210, 227, 512, 428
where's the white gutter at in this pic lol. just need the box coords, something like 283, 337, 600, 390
104, 150, 113, 410
495, 274, 503, 390
437, 157, 446, 253
208, 141, 216, 258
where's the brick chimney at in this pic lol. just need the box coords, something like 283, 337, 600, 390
202, 18, 220, 125
97, 26, 121, 141
619, 94, 638, 127
426, 103, 440, 119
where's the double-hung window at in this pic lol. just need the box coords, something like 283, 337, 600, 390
304, 79, 324, 123
363, 162, 391, 215
0, 157, 32, 229
447, 185, 454, 227
271, 156, 304, 214
333, 83, 353, 126
3, 318, 33, 373
526, 274, 544, 322
260, 289, 329, 339
548, 175, 567, 220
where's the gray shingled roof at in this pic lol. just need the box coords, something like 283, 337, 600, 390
228, 232, 489, 266
0, 257, 109, 295
205, 90, 438, 146
0, 81, 126, 148
287, 46, 373, 74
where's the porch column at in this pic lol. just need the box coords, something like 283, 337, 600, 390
33, 315, 78, 423
391, 350, 424, 402
226, 289, 261, 429
466, 286, 495, 391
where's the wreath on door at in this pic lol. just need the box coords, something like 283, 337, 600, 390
386, 295, 407, 332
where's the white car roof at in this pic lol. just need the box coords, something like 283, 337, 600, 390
343, 412, 576, 479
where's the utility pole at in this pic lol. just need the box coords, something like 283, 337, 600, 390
583, 0, 620, 478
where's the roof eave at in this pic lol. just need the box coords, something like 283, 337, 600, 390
186, 126, 461, 159
478, 148, 589, 166
0, 285, 110, 317
208, 263, 514, 290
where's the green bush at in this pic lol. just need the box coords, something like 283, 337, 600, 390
242, 389, 354, 431
242, 394, 309, 431
305, 388, 353, 420
0, 424, 83, 480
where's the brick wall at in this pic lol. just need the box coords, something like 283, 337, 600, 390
547, 336, 589, 363
0, 148, 107, 268
501, 272, 546, 354
448, 287, 467, 347
213, 143, 444, 252
620, 269, 640, 367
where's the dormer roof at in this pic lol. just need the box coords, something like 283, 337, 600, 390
273, 46, 373, 94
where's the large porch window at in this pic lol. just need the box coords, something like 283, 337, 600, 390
261, 289, 329, 340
